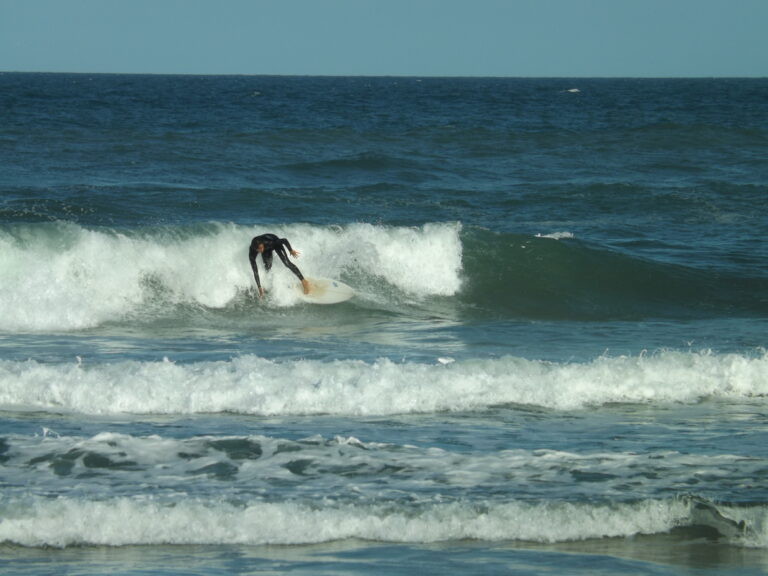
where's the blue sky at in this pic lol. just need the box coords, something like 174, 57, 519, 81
1, 0, 766, 77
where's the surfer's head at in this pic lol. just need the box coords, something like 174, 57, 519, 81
256, 243, 265, 253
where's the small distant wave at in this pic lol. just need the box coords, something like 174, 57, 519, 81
1, 350, 766, 416
535, 231, 574, 240
284, 151, 425, 175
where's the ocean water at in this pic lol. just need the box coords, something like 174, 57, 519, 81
1, 73, 767, 575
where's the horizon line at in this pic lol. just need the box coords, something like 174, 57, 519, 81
2, 70, 766, 80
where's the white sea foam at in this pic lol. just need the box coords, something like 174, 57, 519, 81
3, 494, 763, 549
0, 496, 694, 548
535, 231, 574, 240
2, 429, 765, 549
0, 350, 765, 416
0, 222, 463, 331
4, 431, 762, 506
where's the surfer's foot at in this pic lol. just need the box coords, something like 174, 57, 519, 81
301, 278, 310, 294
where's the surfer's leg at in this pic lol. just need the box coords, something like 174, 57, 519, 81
275, 246, 304, 280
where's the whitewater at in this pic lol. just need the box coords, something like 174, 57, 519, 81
0, 222, 463, 331
2, 351, 767, 416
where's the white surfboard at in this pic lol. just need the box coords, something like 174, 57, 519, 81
296, 277, 354, 304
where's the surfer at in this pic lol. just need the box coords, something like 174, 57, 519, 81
249, 233, 310, 298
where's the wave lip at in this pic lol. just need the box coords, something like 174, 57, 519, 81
0, 495, 763, 549
1, 351, 766, 416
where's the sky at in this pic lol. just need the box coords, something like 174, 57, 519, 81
0, 0, 766, 77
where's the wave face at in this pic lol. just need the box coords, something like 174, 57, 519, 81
462, 228, 768, 320
1, 221, 765, 332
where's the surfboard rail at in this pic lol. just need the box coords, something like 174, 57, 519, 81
297, 277, 354, 304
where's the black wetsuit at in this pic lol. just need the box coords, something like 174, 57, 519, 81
249, 233, 304, 292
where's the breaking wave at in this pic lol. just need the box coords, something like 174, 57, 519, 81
1, 350, 766, 416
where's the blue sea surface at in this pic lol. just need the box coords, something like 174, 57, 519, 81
1, 73, 768, 575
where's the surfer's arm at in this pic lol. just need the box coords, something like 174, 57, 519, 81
280, 237, 300, 258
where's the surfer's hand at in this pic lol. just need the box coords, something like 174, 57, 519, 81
290, 249, 300, 258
